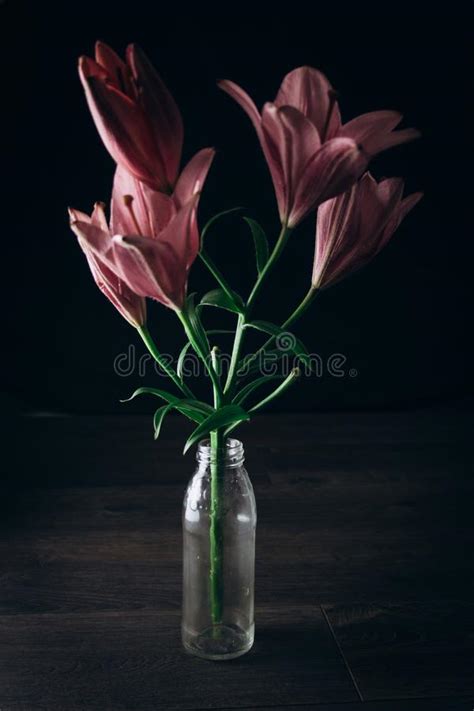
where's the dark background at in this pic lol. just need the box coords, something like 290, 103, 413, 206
1, 1, 472, 415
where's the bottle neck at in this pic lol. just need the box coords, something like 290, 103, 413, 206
196, 438, 245, 469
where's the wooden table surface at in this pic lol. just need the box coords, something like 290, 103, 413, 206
1, 408, 473, 710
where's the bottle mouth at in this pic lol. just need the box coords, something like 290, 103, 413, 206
196, 438, 244, 466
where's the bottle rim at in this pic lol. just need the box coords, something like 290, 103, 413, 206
196, 437, 244, 466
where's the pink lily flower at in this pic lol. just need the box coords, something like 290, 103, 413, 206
219, 67, 420, 228
69, 148, 214, 311
69, 203, 146, 327
312, 172, 423, 289
79, 42, 183, 192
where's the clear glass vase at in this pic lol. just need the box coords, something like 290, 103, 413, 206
182, 437, 257, 660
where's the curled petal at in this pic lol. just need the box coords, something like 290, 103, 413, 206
79, 55, 109, 82
380, 190, 423, 247
365, 127, 421, 156
340, 110, 419, 156
91, 201, 109, 231
94, 41, 135, 97
127, 44, 183, 187
312, 188, 357, 287
157, 193, 200, 270
68, 207, 92, 224
218, 80, 263, 138
112, 235, 185, 309
69, 216, 111, 259
111, 165, 175, 237
262, 104, 321, 222
397, 191, 424, 222
173, 147, 216, 209
289, 137, 364, 227
79, 64, 163, 187
356, 174, 404, 241
275, 66, 341, 139
86, 251, 147, 327
69, 210, 145, 326
312, 173, 423, 289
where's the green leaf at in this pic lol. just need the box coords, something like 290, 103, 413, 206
243, 217, 269, 274
177, 341, 192, 380
175, 399, 214, 423
153, 403, 174, 440
121, 387, 212, 424
232, 374, 282, 406
177, 330, 234, 380
121, 386, 181, 405
201, 207, 243, 246
183, 404, 250, 454
199, 288, 246, 315
243, 320, 312, 368
185, 293, 210, 354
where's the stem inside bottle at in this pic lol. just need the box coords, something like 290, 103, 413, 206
209, 428, 224, 627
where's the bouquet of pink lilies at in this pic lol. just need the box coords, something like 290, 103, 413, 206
69, 42, 422, 452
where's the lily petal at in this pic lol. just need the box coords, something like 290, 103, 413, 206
312, 172, 423, 289
341, 111, 419, 156
275, 66, 341, 139
157, 193, 200, 271
289, 137, 363, 227
111, 165, 175, 237
112, 234, 185, 309
127, 44, 184, 188
94, 41, 134, 97
262, 104, 321, 223
173, 147, 216, 209
218, 80, 263, 138
69, 209, 146, 326
79, 62, 162, 187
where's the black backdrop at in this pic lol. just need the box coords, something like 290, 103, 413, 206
1, 2, 472, 415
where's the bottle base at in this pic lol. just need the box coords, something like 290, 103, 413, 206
182, 623, 254, 661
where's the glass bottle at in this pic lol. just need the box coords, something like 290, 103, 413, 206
182, 437, 256, 660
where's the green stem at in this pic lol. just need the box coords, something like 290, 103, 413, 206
246, 225, 292, 310
177, 310, 223, 404
243, 287, 318, 375
224, 225, 293, 396
249, 368, 300, 412
224, 313, 245, 394
281, 286, 318, 332
137, 325, 194, 399
209, 427, 224, 626
199, 250, 236, 305
225, 369, 300, 437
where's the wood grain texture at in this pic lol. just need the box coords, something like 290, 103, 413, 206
216, 701, 473, 711
324, 601, 474, 700
0, 409, 472, 709
1, 465, 472, 615
0, 606, 357, 710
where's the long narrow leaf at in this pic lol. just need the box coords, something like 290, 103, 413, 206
200, 207, 243, 246
153, 403, 175, 440
177, 342, 192, 379
175, 399, 214, 423
183, 404, 250, 454
185, 293, 210, 355
244, 320, 311, 368
121, 386, 181, 405
243, 217, 269, 274
199, 288, 245, 315
121, 387, 212, 424
178, 330, 235, 380
232, 374, 281, 406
